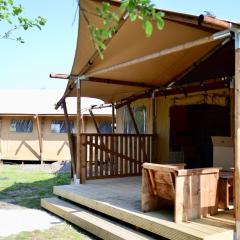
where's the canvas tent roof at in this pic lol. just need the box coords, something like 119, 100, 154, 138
0, 90, 111, 116
59, 0, 239, 104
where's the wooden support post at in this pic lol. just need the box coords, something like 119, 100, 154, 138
35, 115, 43, 164
127, 104, 149, 163
230, 81, 235, 139
76, 78, 85, 184
151, 92, 157, 163
89, 109, 112, 166
89, 109, 100, 134
127, 104, 139, 134
152, 93, 157, 135
62, 99, 76, 177
112, 103, 115, 134
235, 30, 240, 238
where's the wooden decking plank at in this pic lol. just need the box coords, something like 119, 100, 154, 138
41, 197, 155, 240
53, 186, 203, 240
52, 177, 234, 240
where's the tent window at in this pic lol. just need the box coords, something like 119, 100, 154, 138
10, 119, 33, 133
123, 106, 147, 134
51, 120, 74, 133
98, 121, 112, 133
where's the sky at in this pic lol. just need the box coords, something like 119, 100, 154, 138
0, 0, 240, 91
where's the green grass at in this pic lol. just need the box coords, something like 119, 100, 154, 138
0, 165, 92, 239
0, 165, 71, 208
0, 224, 91, 240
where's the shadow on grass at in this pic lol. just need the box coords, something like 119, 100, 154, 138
0, 169, 71, 209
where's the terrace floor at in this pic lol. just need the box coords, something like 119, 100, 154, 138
42, 176, 235, 240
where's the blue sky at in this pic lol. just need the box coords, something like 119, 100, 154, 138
0, 0, 240, 90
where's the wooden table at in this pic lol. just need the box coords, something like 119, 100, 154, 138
218, 170, 234, 210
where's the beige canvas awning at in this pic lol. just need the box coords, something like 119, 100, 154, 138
61, 0, 235, 103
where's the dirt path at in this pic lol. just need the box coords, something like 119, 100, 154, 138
0, 207, 63, 237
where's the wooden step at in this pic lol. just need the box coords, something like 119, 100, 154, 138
41, 197, 155, 240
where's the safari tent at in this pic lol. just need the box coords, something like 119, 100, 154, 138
42, 0, 240, 239
0, 90, 111, 163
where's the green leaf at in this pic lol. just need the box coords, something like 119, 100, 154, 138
120, 0, 129, 12
129, 12, 137, 21
156, 18, 164, 30
103, 19, 109, 26
98, 41, 106, 50
12, 6, 23, 16
102, 2, 110, 12
140, 0, 150, 4
143, 20, 153, 37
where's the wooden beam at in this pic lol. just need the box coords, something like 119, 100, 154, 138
151, 93, 157, 163
50, 73, 69, 79
89, 109, 112, 164
235, 30, 240, 239
35, 115, 43, 164
91, 104, 112, 110
50, 74, 159, 89
198, 15, 232, 29
62, 99, 76, 177
89, 109, 100, 134
127, 104, 139, 135
116, 92, 150, 109
87, 77, 158, 89
151, 93, 157, 135
115, 80, 228, 109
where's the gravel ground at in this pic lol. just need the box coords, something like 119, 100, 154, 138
14, 160, 72, 174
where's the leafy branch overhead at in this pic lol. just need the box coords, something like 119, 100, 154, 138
0, 0, 46, 43
88, 0, 165, 58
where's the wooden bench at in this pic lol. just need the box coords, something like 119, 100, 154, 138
142, 163, 221, 222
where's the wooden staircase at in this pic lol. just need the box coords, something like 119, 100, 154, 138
41, 197, 155, 240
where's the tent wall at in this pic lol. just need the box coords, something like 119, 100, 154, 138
0, 115, 111, 162
41, 116, 75, 161
0, 116, 40, 161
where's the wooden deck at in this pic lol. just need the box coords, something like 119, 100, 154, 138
42, 177, 235, 240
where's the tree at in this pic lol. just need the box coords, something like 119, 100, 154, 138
0, 0, 46, 43
81, 0, 165, 58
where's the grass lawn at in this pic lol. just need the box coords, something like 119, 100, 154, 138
0, 224, 90, 240
0, 165, 71, 208
0, 164, 93, 240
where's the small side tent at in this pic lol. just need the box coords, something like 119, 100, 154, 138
0, 90, 111, 162
52, 0, 240, 238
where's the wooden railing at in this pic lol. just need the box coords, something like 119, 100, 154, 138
74, 134, 155, 180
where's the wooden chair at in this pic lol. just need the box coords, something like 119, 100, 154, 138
142, 163, 221, 222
